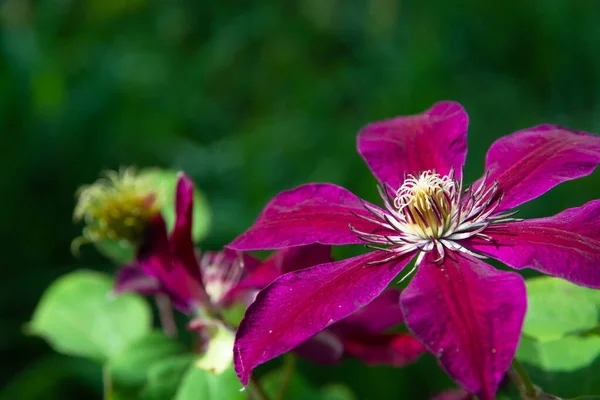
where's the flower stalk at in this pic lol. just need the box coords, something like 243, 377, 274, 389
510, 358, 539, 400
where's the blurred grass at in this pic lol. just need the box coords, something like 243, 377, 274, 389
1, 0, 600, 398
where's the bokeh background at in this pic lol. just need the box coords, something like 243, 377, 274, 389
2, 0, 600, 399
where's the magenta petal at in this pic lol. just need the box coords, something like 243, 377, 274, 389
270, 244, 333, 274
401, 252, 526, 400
233, 250, 414, 385
170, 174, 203, 282
479, 125, 600, 213
293, 331, 344, 365
228, 184, 393, 251
358, 101, 468, 189
138, 214, 205, 312
335, 288, 405, 334
114, 263, 161, 296
231, 244, 333, 297
342, 332, 425, 367
468, 200, 600, 288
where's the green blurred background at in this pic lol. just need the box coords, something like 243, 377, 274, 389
2, 0, 600, 399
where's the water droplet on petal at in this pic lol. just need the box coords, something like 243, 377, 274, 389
268, 330, 273, 334
491, 348, 496, 354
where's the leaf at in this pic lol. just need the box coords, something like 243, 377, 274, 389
522, 276, 600, 342
139, 355, 194, 400
319, 384, 357, 400
140, 168, 211, 243
517, 335, 600, 372
109, 331, 186, 388
195, 323, 235, 374
175, 365, 244, 400
517, 337, 600, 398
28, 270, 152, 362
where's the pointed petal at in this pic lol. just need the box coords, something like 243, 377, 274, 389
293, 331, 345, 364
401, 253, 526, 400
138, 214, 205, 312
228, 184, 394, 251
233, 251, 414, 385
272, 244, 333, 274
358, 101, 468, 189
342, 332, 425, 367
467, 200, 600, 288
170, 174, 203, 281
230, 244, 333, 298
114, 263, 162, 296
478, 125, 600, 213
335, 288, 405, 334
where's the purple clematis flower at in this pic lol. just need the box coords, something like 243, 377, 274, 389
227, 101, 600, 399
115, 174, 425, 367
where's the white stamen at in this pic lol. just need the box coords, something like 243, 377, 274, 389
352, 169, 518, 265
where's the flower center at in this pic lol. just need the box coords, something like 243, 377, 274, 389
73, 168, 161, 249
394, 171, 459, 240
199, 251, 245, 305
350, 168, 518, 265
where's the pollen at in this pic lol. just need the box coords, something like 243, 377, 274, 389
394, 171, 459, 239
72, 168, 161, 251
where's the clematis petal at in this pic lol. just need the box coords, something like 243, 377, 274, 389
342, 332, 425, 367
228, 184, 394, 251
114, 263, 162, 296
138, 214, 205, 312
478, 125, 600, 213
230, 244, 334, 298
335, 288, 405, 334
467, 200, 600, 288
293, 331, 345, 364
358, 101, 468, 190
170, 174, 203, 281
272, 244, 333, 274
233, 250, 414, 385
401, 252, 526, 400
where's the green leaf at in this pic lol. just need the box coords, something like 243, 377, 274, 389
517, 335, 600, 372
28, 270, 152, 362
195, 323, 235, 374
522, 276, 600, 342
109, 331, 186, 388
175, 365, 244, 400
319, 384, 356, 400
139, 355, 194, 400
140, 168, 211, 243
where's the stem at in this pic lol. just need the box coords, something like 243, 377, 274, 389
155, 294, 177, 337
275, 354, 296, 400
248, 376, 271, 400
102, 365, 113, 400
510, 358, 538, 399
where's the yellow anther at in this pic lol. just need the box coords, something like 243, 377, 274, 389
72, 167, 161, 253
394, 171, 458, 239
